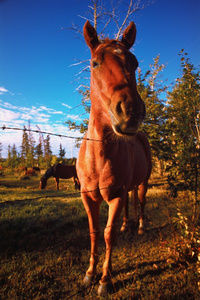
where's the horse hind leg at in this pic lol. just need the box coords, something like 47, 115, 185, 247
120, 187, 138, 232
54, 177, 59, 190
120, 193, 129, 232
138, 183, 147, 235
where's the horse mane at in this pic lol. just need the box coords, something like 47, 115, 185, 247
42, 164, 56, 180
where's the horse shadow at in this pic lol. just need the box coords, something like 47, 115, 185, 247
111, 259, 168, 293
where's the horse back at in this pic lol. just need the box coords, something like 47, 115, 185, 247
54, 164, 76, 179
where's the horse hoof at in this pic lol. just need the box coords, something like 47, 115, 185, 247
138, 227, 145, 235
97, 281, 112, 296
83, 273, 94, 286
120, 223, 128, 232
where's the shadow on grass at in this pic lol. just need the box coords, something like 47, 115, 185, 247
112, 259, 168, 291
0, 197, 90, 260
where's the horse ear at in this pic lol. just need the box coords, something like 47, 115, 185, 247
121, 21, 136, 49
83, 20, 100, 51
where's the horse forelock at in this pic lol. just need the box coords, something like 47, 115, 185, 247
93, 39, 137, 60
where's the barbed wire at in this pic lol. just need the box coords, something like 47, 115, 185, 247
1, 125, 104, 143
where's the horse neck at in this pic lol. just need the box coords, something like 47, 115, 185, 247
44, 166, 55, 180
88, 103, 112, 142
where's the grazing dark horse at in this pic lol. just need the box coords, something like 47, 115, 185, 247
76, 21, 151, 295
33, 166, 40, 172
40, 163, 80, 190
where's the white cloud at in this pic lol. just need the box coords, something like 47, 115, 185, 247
39, 105, 64, 115
3, 102, 18, 109
0, 87, 9, 94
62, 103, 72, 109
0, 107, 20, 122
66, 113, 82, 120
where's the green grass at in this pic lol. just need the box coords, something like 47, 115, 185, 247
0, 174, 199, 299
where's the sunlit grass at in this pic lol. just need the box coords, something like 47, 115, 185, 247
0, 174, 199, 299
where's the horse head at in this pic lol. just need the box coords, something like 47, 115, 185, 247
39, 177, 47, 189
83, 20, 145, 137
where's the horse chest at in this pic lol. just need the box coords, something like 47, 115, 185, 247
90, 142, 135, 187
100, 140, 148, 190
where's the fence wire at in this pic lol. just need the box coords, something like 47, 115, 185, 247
1, 125, 104, 143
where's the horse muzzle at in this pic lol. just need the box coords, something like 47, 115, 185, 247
109, 102, 145, 136
110, 114, 142, 136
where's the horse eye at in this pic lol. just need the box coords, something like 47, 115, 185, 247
92, 60, 99, 68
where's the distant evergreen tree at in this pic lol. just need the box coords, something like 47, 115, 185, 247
7, 144, 19, 169
11, 144, 19, 169
44, 135, 52, 168
20, 127, 29, 165
20, 121, 36, 167
6, 145, 12, 168
35, 141, 43, 167
27, 120, 36, 167
0, 142, 2, 161
58, 144, 66, 162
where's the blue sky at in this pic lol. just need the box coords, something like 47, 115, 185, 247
0, 0, 200, 158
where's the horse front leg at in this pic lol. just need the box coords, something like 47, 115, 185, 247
82, 194, 100, 285
98, 196, 124, 296
138, 183, 147, 235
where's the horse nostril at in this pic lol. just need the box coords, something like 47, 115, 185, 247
116, 101, 123, 115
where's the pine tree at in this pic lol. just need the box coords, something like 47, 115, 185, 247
44, 135, 52, 168
7, 144, 19, 169
35, 126, 45, 167
27, 120, 36, 167
35, 142, 43, 161
0, 142, 2, 161
20, 127, 29, 165
11, 144, 19, 169
59, 144, 66, 162
6, 145, 12, 168
166, 51, 200, 191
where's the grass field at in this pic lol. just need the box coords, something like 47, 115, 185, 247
0, 173, 199, 299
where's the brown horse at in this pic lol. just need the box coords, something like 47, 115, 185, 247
39, 163, 80, 190
76, 21, 151, 295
